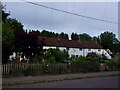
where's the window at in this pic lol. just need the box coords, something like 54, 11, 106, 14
71, 55, 75, 57
66, 47, 69, 50
56, 47, 59, 49
79, 48, 82, 51
98, 49, 101, 51
88, 49, 91, 51
76, 55, 78, 57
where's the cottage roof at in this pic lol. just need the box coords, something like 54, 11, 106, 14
38, 36, 102, 49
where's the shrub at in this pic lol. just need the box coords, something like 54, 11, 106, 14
78, 56, 85, 60
101, 54, 108, 60
48, 49, 69, 62
86, 52, 100, 59
30, 55, 43, 63
70, 59, 100, 73
48, 56, 56, 64
106, 59, 120, 70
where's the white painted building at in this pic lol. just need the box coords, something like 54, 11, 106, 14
39, 36, 112, 59
9, 36, 112, 61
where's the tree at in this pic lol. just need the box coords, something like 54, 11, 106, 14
99, 31, 120, 53
60, 32, 69, 39
71, 32, 79, 40
99, 31, 115, 50
92, 36, 100, 43
79, 33, 92, 41
2, 5, 24, 63
48, 49, 69, 62
2, 13, 23, 45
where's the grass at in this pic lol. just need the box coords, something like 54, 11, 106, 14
3, 73, 120, 86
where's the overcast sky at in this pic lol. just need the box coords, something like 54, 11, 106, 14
2, 1, 118, 39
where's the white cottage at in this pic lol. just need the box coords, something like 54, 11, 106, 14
38, 36, 112, 59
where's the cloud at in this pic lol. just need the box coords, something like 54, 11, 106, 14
3, 2, 118, 38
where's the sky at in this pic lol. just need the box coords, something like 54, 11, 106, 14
2, 1, 118, 39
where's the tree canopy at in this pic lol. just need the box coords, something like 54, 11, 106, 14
79, 33, 92, 41
99, 31, 120, 53
31, 30, 69, 40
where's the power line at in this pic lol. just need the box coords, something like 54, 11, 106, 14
21, 0, 118, 24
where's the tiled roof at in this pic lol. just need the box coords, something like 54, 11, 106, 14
38, 36, 102, 49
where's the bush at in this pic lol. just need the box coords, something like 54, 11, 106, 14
48, 49, 69, 62
101, 54, 108, 60
69, 59, 100, 73
30, 55, 43, 63
86, 52, 100, 59
106, 59, 120, 71
48, 56, 56, 64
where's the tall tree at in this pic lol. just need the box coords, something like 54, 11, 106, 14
2, 4, 24, 63
99, 31, 119, 53
60, 32, 69, 40
79, 33, 92, 41
71, 32, 79, 40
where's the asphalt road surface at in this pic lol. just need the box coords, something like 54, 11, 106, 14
3, 76, 119, 88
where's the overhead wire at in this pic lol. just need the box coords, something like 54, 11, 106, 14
21, 0, 118, 24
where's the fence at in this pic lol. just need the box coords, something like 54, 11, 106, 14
2, 63, 69, 77
2, 62, 101, 77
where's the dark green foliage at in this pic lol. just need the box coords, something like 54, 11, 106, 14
67, 61, 100, 73
67, 54, 100, 73
30, 49, 68, 63
71, 33, 92, 41
48, 56, 56, 64
79, 33, 92, 41
49, 49, 69, 62
92, 36, 100, 43
101, 54, 108, 60
2, 8, 24, 63
60, 32, 69, 39
2, 18, 23, 45
71, 32, 79, 40
99, 31, 120, 53
31, 56, 43, 63
2, 10, 9, 23
100, 31, 116, 48
106, 59, 120, 71
31, 30, 69, 40
86, 53, 100, 59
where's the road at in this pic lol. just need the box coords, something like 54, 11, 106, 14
3, 76, 119, 88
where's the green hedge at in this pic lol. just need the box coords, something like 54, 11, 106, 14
106, 59, 120, 71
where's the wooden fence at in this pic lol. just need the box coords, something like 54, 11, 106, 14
2, 63, 69, 77
2, 63, 104, 77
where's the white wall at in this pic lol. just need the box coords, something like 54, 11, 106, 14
9, 46, 112, 61
10, 46, 110, 60
68, 48, 83, 57
43, 46, 112, 59
68, 48, 112, 59
43, 46, 56, 49
59, 47, 66, 51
